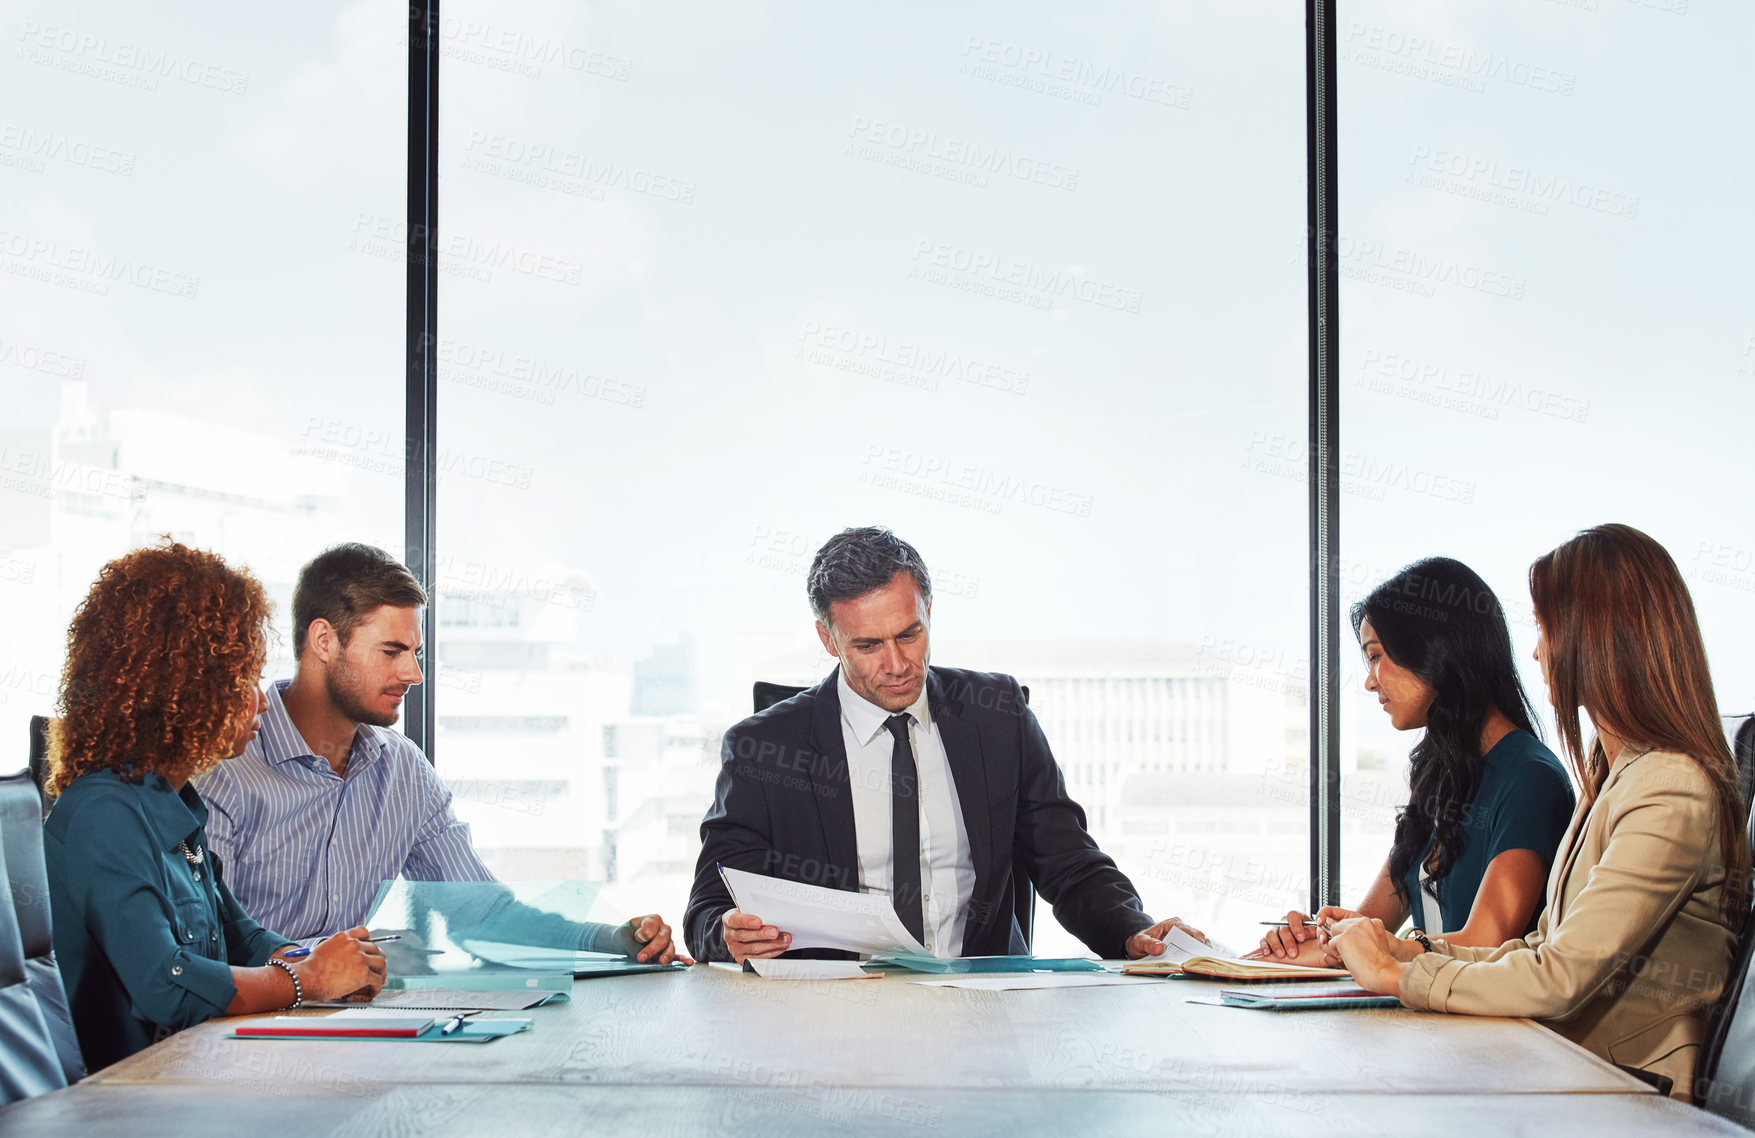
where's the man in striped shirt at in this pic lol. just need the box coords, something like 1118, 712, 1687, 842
199, 543, 685, 963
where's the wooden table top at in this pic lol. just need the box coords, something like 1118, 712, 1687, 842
83, 966, 1641, 1096
13, 964, 1746, 1137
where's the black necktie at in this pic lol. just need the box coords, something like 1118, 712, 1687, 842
885, 713, 925, 945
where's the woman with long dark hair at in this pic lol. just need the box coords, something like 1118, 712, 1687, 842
1328, 525, 1750, 1100
1259, 557, 1574, 961
45, 542, 386, 1070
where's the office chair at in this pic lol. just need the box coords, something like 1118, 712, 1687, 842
0, 769, 75, 1103
1734, 716, 1755, 832
0, 767, 82, 1087
27, 717, 51, 817
1696, 900, 1755, 1123
750, 680, 1038, 952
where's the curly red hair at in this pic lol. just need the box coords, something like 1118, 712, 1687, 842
48, 541, 270, 796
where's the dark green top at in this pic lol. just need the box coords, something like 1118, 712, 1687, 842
1400, 729, 1575, 936
45, 770, 291, 1071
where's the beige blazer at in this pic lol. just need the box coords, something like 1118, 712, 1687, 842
1399, 748, 1738, 1101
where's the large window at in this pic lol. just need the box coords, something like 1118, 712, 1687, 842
436, 2, 1310, 950
0, 1, 405, 746
1337, 1, 1755, 905
14, 3, 1744, 955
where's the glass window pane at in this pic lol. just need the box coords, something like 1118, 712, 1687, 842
439, 1, 1309, 951
1339, 2, 1755, 908
0, 1, 405, 750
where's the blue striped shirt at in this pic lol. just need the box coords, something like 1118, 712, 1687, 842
199, 681, 632, 954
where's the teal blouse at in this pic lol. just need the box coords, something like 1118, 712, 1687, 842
1400, 729, 1576, 935
45, 770, 291, 1071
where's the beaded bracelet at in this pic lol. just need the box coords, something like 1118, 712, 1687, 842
267, 957, 304, 1009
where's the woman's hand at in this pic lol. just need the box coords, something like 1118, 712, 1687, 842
292, 927, 387, 1002
1253, 906, 1364, 960
1323, 917, 1405, 996
628, 914, 692, 965
1244, 931, 1332, 967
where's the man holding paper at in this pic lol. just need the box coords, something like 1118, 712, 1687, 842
685, 527, 1187, 964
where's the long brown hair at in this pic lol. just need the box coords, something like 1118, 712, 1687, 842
1529, 523, 1750, 922
48, 541, 270, 796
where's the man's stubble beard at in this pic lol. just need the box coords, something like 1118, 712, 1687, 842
325, 653, 399, 728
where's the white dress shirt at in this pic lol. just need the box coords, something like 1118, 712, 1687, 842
837, 671, 976, 957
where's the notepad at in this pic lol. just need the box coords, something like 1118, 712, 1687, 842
234, 1011, 436, 1038
1217, 985, 1402, 1010
1123, 956, 1349, 981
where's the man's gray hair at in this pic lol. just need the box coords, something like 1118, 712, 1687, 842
807, 526, 933, 627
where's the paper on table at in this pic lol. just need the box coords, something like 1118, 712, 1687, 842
913, 973, 1158, 991
719, 866, 929, 957
748, 958, 877, 981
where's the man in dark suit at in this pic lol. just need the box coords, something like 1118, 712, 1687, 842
685, 526, 1189, 963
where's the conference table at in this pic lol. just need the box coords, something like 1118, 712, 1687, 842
1, 965, 1748, 1135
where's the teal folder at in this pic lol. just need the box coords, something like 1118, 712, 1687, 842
873, 954, 1106, 974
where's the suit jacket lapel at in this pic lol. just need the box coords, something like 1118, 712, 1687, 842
806, 668, 859, 890
928, 669, 994, 887
1546, 801, 1591, 925
1548, 751, 1642, 925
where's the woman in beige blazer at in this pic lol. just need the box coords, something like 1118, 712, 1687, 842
1328, 523, 1749, 1102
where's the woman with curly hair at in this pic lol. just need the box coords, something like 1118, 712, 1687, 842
1328, 524, 1750, 1100
1257, 557, 1574, 962
45, 541, 385, 1071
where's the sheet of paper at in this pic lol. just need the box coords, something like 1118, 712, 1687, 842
912, 973, 1158, 991
1150, 925, 1216, 964
719, 866, 928, 956
748, 958, 876, 981
306, 988, 559, 1011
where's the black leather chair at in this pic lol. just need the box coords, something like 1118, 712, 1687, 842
751, 680, 1038, 952
27, 717, 51, 817
1733, 716, 1755, 830
0, 769, 76, 1103
1696, 900, 1755, 1122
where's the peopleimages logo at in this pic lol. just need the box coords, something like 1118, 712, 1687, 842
845, 116, 1079, 191
910, 240, 1144, 313
15, 22, 250, 94
958, 38, 1194, 109
1409, 146, 1639, 219
1341, 22, 1577, 96
0, 123, 136, 175
0, 229, 200, 299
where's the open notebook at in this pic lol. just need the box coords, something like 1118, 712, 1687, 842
1120, 926, 1349, 982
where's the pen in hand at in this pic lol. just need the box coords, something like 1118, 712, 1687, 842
281, 934, 403, 960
